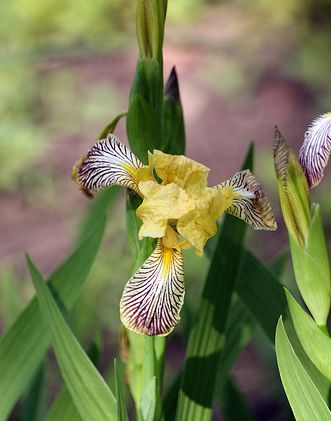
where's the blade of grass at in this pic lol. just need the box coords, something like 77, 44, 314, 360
214, 300, 254, 395
46, 339, 102, 421
175, 145, 253, 421
236, 249, 288, 342
114, 359, 129, 421
163, 302, 254, 421
285, 290, 331, 381
276, 317, 331, 421
236, 249, 330, 401
27, 256, 116, 421
0, 215, 107, 419
46, 389, 82, 421
21, 364, 44, 421
269, 249, 289, 277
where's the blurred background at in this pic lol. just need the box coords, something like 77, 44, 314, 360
1, 0, 331, 419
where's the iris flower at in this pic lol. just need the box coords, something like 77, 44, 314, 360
299, 113, 331, 189
73, 135, 276, 336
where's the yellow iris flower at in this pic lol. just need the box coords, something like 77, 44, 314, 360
73, 134, 276, 336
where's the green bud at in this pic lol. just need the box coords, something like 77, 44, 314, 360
273, 127, 310, 247
136, 0, 167, 60
162, 67, 185, 155
274, 128, 331, 326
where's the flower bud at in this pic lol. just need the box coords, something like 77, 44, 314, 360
136, 0, 167, 60
273, 127, 310, 247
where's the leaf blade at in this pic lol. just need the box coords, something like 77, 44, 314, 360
27, 256, 116, 421
0, 212, 108, 419
175, 145, 253, 421
286, 290, 331, 382
275, 317, 331, 421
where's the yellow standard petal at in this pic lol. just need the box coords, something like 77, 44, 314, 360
136, 181, 195, 239
120, 239, 185, 336
177, 187, 229, 256
149, 150, 210, 190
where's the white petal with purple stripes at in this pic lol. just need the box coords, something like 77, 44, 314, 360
120, 240, 185, 336
299, 113, 331, 188
218, 170, 277, 231
75, 134, 143, 193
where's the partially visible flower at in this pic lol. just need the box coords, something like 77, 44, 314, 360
73, 134, 276, 336
299, 113, 331, 189
274, 125, 331, 327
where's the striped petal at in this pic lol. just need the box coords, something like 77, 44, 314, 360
120, 240, 184, 336
299, 113, 331, 188
217, 170, 277, 231
73, 134, 143, 194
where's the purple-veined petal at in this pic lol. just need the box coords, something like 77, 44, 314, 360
120, 239, 184, 336
73, 134, 143, 194
217, 170, 277, 231
299, 113, 331, 188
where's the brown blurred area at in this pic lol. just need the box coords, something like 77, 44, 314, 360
1, 1, 330, 419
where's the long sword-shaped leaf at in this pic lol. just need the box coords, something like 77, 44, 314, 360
46, 388, 82, 421
46, 339, 101, 421
175, 145, 253, 421
214, 301, 254, 395
236, 249, 330, 401
0, 207, 109, 419
27, 257, 116, 421
114, 359, 129, 421
276, 317, 331, 421
286, 290, 331, 382
236, 249, 288, 342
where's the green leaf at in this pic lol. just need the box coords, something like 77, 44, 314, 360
289, 204, 331, 326
114, 359, 129, 421
126, 58, 163, 162
214, 300, 254, 395
46, 339, 102, 421
0, 218, 106, 420
218, 377, 256, 421
283, 318, 330, 402
269, 249, 289, 277
127, 94, 161, 163
77, 187, 119, 245
46, 389, 82, 421
140, 376, 156, 421
98, 111, 127, 140
21, 364, 44, 421
236, 249, 288, 342
234, 250, 330, 400
163, 302, 254, 421
275, 317, 331, 421
175, 145, 253, 421
27, 256, 116, 421
286, 290, 331, 382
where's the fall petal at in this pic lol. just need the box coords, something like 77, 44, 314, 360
120, 240, 185, 336
73, 134, 143, 194
217, 170, 277, 231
